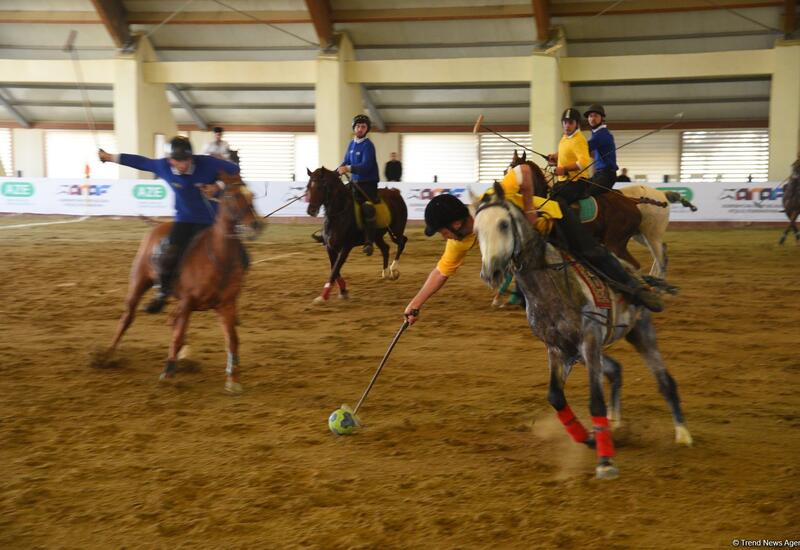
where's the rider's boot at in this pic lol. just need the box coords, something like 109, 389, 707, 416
361, 202, 376, 256
585, 246, 664, 312
145, 245, 179, 314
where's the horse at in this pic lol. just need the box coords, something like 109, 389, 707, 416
101, 172, 263, 393
510, 151, 697, 277
473, 182, 692, 479
305, 167, 408, 303
779, 160, 800, 245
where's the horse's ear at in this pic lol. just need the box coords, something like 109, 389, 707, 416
521, 151, 527, 162
493, 180, 505, 201
512, 150, 519, 162
307, 167, 312, 177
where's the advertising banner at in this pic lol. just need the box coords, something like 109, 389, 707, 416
0, 177, 788, 222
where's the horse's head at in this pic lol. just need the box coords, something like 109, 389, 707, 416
474, 181, 529, 289
306, 166, 339, 217
508, 149, 550, 197
218, 171, 263, 240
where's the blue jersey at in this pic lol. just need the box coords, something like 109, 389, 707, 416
342, 138, 379, 183
588, 125, 618, 172
119, 154, 239, 224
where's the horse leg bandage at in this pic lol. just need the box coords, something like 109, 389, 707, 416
592, 416, 615, 457
320, 281, 332, 300
556, 406, 589, 443
336, 277, 346, 291
226, 352, 239, 377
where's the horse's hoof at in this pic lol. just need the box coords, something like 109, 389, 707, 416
675, 424, 693, 446
381, 270, 388, 280
225, 377, 243, 394
389, 270, 400, 280
312, 296, 327, 305
491, 297, 502, 308
608, 413, 622, 430
338, 291, 349, 300
596, 463, 619, 480
159, 371, 176, 382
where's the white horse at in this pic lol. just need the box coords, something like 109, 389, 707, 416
619, 185, 697, 277
474, 182, 692, 479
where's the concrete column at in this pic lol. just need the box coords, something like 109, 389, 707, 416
113, 36, 177, 179
315, 33, 363, 169
11, 128, 45, 177
530, 52, 571, 158
769, 41, 800, 181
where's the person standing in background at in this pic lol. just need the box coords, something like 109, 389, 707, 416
203, 127, 232, 161
617, 168, 631, 182
385, 152, 402, 182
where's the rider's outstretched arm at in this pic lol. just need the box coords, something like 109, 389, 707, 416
404, 268, 448, 324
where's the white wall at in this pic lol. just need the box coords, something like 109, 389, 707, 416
12, 128, 45, 177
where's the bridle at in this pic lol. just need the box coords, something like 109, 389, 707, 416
307, 169, 349, 218
475, 197, 524, 270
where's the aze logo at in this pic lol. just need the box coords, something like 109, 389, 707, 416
1, 181, 34, 197
133, 184, 167, 200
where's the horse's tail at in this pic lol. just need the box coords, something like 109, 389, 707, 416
664, 191, 698, 212
633, 196, 669, 208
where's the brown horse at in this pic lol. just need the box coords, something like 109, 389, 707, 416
779, 159, 800, 245
306, 167, 408, 303
510, 151, 644, 268
103, 172, 263, 393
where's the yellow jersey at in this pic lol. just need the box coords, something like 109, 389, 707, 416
557, 130, 591, 182
434, 166, 562, 277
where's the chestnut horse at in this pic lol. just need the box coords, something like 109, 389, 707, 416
103, 173, 263, 393
306, 167, 408, 303
779, 159, 800, 245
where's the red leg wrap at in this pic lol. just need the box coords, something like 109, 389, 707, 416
336, 277, 346, 290
556, 406, 589, 443
320, 282, 332, 300
592, 416, 615, 457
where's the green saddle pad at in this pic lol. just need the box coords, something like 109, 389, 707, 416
572, 197, 598, 223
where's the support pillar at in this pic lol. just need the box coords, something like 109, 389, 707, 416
315, 33, 363, 169
530, 52, 571, 159
769, 41, 800, 181
113, 35, 177, 179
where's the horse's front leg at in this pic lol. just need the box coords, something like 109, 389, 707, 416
375, 233, 391, 279
314, 246, 351, 304
217, 304, 242, 394
582, 331, 619, 479
161, 301, 191, 382
546, 347, 593, 447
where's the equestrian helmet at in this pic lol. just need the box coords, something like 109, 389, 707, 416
167, 136, 193, 161
352, 114, 371, 131
583, 104, 606, 118
561, 108, 581, 123
424, 194, 470, 236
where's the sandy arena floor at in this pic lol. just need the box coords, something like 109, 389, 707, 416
0, 215, 798, 549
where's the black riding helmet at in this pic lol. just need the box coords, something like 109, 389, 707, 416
424, 194, 470, 237
583, 104, 606, 118
352, 114, 371, 132
168, 136, 193, 161
561, 108, 581, 123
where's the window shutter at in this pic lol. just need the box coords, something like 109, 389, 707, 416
401, 134, 478, 183
478, 132, 531, 183
614, 130, 680, 184
680, 129, 769, 183
224, 132, 295, 181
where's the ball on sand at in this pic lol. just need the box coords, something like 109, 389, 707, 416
328, 405, 358, 435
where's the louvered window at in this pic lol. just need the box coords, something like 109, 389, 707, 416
0, 128, 11, 176
401, 134, 478, 183
680, 129, 768, 183
478, 132, 531, 184
614, 130, 680, 184
45, 130, 119, 179
224, 132, 295, 181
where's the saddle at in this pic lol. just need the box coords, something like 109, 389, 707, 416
570, 197, 599, 223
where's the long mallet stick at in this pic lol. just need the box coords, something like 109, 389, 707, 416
262, 194, 305, 218
473, 114, 549, 160
63, 30, 99, 150
352, 320, 410, 416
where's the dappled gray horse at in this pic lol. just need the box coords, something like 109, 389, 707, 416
473, 182, 692, 480
779, 160, 800, 245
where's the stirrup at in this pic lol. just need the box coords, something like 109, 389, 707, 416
362, 242, 373, 256
634, 288, 664, 313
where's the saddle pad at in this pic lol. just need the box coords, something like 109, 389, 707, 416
354, 201, 391, 229
571, 197, 598, 223
560, 250, 612, 309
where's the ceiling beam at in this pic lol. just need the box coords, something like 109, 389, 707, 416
785, 0, 798, 34
532, 0, 550, 43
89, 0, 132, 49
360, 85, 385, 132
0, 90, 31, 128
304, 0, 334, 49
166, 84, 208, 131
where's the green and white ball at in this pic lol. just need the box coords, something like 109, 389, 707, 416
328, 406, 358, 435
